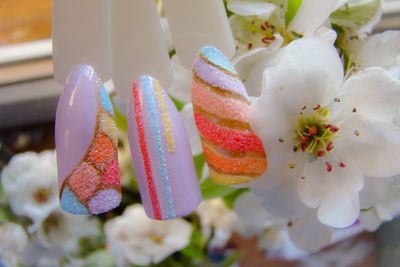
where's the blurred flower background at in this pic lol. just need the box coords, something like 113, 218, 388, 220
1, 0, 400, 266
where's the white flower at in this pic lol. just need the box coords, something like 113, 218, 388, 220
1, 151, 59, 233
227, 0, 341, 96
36, 208, 100, 254
105, 204, 192, 266
0, 222, 28, 266
196, 198, 237, 235
250, 36, 400, 231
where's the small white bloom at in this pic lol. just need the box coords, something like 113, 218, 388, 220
251, 36, 400, 230
105, 204, 192, 266
1, 151, 59, 233
196, 198, 237, 239
36, 208, 100, 254
0, 222, 28, 266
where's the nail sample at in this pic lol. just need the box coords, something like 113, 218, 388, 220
127, 75, 201, 220
192, 46, 268, 186
55, 64, 121, 214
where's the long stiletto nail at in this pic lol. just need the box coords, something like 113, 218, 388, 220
55, 64, 121, 214
192, 46, 268, 186
127, 75, 201, 220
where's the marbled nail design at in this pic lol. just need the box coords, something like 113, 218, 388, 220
128, 75, 201, 220
55, 64, 121, 214
192, 46, 268, 186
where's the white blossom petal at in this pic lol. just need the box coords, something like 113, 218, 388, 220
336, 117, 400, 177
232, 34, 283, 96
227, 1, 278, 20
316, 159, 363, 227
288, 0, 337, 35
313, 27, 337, 44
357, 31, 400, 70
234, 192, 286, 230
359, 176, 392, 209
252, 181, 308, 221
333, 67, 400, 123
167, 55, 192, 103
359, 209, 381, 231
289, 209, 334, 251
180, 103, 202, 155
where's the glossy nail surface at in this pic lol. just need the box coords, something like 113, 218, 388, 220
192, 46, 268, 186
128, 75, 201, 220
55, 64, 120, 214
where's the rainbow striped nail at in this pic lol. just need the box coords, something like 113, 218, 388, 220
192, 46, 268, 186
127, 75, 201, 220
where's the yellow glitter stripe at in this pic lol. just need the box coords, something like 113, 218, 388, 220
209, 168, 254, 186
153, 79, 176, 152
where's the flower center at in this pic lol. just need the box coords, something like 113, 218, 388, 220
33, 187, 51, 204
295, 106, 339, 157
291, 105, 345, 172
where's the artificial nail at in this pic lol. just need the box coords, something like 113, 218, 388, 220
192, 46, 268, 186
55, 64, 121, 214
127, 75, 201, 220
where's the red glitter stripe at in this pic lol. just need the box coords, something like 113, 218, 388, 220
194, 111, 265, 153
133, 81, 162, 220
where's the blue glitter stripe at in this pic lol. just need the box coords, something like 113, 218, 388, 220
60, 187, 88, 214
141, 75, 176, 219
200, 46, 237, 74
99, 83, 115, 117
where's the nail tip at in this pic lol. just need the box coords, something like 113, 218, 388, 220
199, 46, 237, 74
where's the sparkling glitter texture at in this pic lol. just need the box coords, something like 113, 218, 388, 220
192, 81, 251, 122
194, 111, 264, 153
133, 80, 162, 220
142, 76, 176, 220
192, 46, 268, 186
194, 57, 248, 98
129, 75, 201, 221
153, 79, 176, 152
200, 46, 237, 74
59, 80, 121, 214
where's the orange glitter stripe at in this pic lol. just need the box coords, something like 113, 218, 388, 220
203, 143, 267, 176
192, 81, 251, 123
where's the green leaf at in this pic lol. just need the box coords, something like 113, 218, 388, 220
330, 0, 380, 29
170, 95, 185, 111
285, 0, 302, 26
200, 178, 238, 199
113, 106, 128, 133
223, 188, 249, 209
223, 250, 243, 267
194, 154, 206, 181
0, 206, 9, 223
181, 229, 206, 260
